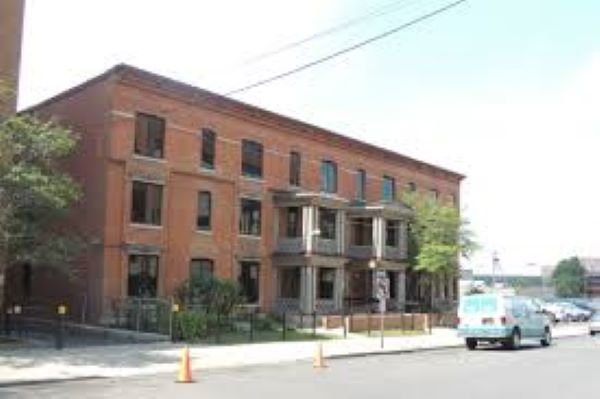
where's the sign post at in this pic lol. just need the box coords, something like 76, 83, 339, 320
375, 270, 390, 349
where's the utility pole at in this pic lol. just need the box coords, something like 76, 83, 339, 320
492, 252, 500, 292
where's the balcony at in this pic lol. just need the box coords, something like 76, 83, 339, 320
276, 237, 304, 254
384, 245, 404, 261
347, 245, 375, 259
314, 237, 340, 256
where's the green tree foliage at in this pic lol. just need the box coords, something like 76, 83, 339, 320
402, 192, 478, 277
175, 272, 243, 315
552, 257, 585, 298
0, 114, 83, 279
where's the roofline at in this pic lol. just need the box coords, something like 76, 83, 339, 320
24, 63, 465, 181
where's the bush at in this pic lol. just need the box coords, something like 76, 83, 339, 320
177, 311, 213, 342
175, 273, 243, 315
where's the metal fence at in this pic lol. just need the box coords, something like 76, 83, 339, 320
1, 296, 459, 348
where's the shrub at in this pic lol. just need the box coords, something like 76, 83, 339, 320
175, 273, 243, 315
177, 311, 210, 342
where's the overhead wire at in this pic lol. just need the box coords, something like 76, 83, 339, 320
239, 0, 428, 66
225, 0, 467, 96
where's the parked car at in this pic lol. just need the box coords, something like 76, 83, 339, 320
532, 299, 559, 323
589, 313, 600, 336
542, 302, 567, 322
458, 294, 552, 350
557, 302, 592, 322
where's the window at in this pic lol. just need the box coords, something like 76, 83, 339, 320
286, 207, 302, 238
240, 198, 262, 236
280, 267, 301, 299
382, 176, 396, 202
131, 181, 163, 225
319, 208, 337, 240
196, 191, 211, 231
356, 169, 366, 201
239, 261, 260, 303
289, 151, 301, 186
190, 258, 213, 281
242, 140, 263, 178
201, 128, 216, 169
351, 218, 373, 246
320, 160, 337, 193
134, 113, 165, 158
430, 188, 439, 200
128, 254, 159, 297
386, 220, 399, 247
407, 182, 417, 192
318, 268, 335, 299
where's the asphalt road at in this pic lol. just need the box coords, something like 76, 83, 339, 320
2, 336, 599, 399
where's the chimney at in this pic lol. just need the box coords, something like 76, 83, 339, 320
0, 0, 26, 117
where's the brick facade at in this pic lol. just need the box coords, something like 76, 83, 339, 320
25, 64, 463, 322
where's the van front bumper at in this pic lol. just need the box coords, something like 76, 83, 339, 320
457, 326, 512, 339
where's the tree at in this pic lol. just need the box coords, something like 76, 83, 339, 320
551, 257, 585, 298
0, 112, 83, 311
402, 192, 478, 305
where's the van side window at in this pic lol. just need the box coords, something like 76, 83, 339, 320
511, 299, 526, 317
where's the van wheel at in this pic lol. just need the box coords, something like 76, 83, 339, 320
505, 328, 521, 350
541, 328, 552, 347
466, 339, 477, 350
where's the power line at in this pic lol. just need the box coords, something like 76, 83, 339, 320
225, 0, 467, 96
240, 0, 425, 66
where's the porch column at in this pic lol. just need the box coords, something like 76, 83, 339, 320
337, 210, 346, 255
300, 265, 316, 313
302, 205, 316, 254
397, 270, 406, 311
373, 216, 385, 260
334, 267, 345, 311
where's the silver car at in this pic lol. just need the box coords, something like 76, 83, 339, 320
590, 313, 600, 336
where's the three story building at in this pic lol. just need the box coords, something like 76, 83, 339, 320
27, 64, 463, 321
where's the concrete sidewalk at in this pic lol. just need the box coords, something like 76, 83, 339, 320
0, 324, 588, 386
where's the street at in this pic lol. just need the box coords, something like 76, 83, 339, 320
2, 336, 599, 398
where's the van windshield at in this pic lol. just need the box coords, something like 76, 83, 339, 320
460, 295, 498, 314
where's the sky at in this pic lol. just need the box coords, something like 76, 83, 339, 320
17, 0, 600, 276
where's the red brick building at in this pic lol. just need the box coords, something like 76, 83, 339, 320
26, 64, 463, 322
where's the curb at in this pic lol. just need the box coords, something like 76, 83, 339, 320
0, 376, 105, 389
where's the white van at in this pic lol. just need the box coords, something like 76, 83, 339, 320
457, 294, 552, 350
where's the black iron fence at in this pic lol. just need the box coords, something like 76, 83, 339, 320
1, 296, 459, 348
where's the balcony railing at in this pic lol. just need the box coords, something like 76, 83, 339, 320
276, 237, 304, 254
384, 246, 404, 260
314, 237, 339, 255
347, 245, 374, 259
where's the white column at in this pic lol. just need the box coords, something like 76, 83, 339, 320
335, 267, 345, 311
373, 216, 384, 260
397, 271, 406, 311
300, 266, 316, 313
302, 205, 315, 254
337, 210, 346, 255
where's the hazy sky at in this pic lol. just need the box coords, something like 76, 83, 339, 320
18, 0, 600, 276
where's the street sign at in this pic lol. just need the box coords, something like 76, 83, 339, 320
375, 271, 390, 300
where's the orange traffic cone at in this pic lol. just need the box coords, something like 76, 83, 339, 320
313, 341, 327, 369
176, 346, 194, 383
